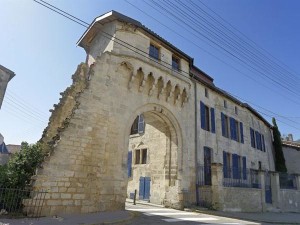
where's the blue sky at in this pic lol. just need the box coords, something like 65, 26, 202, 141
0, 0, 300, 144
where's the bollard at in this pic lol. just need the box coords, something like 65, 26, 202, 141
133, 189, 137, 205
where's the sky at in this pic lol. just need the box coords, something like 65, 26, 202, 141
0, 0, 300, 144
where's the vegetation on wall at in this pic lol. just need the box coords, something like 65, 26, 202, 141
0, 142, 44, 189
272, 117, 287, 173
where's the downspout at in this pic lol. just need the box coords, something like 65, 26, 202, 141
191, 73, 199, 206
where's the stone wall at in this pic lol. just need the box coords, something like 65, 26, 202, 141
280, 189, 300, 212
282, 145, 300, 174
223, 187, 263, 212
31, 51, 195, 215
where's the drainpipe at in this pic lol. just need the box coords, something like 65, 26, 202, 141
191, 74, 199, 205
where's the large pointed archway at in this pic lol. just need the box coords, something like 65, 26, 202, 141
125, 104, 183, 207
30, 52, 195, 215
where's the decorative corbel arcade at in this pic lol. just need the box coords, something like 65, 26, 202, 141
123, 61, 191, 108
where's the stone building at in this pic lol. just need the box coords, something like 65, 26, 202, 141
282, 140, 300, 174
0, 64, 15, 109
0, 133, 10, 165
31, 11, 276, 215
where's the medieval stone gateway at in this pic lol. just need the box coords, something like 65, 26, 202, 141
29, 11, 279, 215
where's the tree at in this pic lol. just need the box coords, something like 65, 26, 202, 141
0, 142, 44, 188
272, 118, 287, 172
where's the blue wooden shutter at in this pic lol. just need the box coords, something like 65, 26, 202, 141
138, 115, 145, 134
240, 122, 244, 143
144, 177, 151, 200
255, 131, 261, 150
200, 101, 206, 130
262, 135, 266, 152
139, 177, 145, 199
242, 156, 247, 180
223, 151, 227, 178
250, 128, 255, 148
128, 151, 132, 177
230, 117, 235, 140
221, 113, 226, 137
232, 154, 239, 179
210, 108, 215, 133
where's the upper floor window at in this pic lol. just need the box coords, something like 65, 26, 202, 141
172, 56, 180, 71
149, 43, 159, 60
234, 106, 238, 115
221, 113, 244, 143
205, 88, 209, 98
130, 114, 145, 135
224, 100, 227, 108
221, 113, 229, 138
200, 101, 215, 133
250, 127, 266, 152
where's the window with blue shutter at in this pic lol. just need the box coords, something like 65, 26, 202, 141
242, 156, 247, 180
210, 108, 215, 133
223, 151, 228, 178
255, 131, 261, 150
221, 113, 226, 137
200, 101, 206, 130
138, 115, 145, 134
230, 117, 235, 140
250, 128, 255, 148
262, 135, 266, 152
232, 154, 239, 179
149, 44, 159, 60
127, 151, 132, 178
240, 122, 244, 143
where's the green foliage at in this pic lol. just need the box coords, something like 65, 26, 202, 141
0, 142, 44, 189
272, 118, 287, 172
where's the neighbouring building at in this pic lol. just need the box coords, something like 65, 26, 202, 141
282, 138, 300, 174
0, 64, 15, 109
6, 144, 21, 155
0, 133, 10, 165
29, 11, 300, 216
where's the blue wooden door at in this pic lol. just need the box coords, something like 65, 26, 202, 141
127, 151, 132, 178
139, 177, 151, 200
204, 147, 212, 185
265, 172, 272, 203
139, 177, 145, 200
144, 177, 151, 200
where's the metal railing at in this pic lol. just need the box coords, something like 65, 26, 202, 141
223, 168, 261, 189
0, 187, 47, 218
196, 165, 211, 186
279, 173, 297, 190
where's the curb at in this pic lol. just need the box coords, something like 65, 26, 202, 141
194, 209, 300, 225
125, 199, 164, 208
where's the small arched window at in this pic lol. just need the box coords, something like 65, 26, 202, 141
130, 114, 145, 135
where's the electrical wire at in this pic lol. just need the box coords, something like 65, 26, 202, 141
32, 0, 300, 132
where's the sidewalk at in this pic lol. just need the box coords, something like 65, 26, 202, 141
194, 209, 300, 224
0, 210, 137, 225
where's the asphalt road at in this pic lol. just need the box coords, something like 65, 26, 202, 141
126, 203, 262, 225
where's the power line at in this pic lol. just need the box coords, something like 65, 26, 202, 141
150, 0, 300, 98
5, 94, 48, 121
196, 0, 300, 82
32, 0, 300, 132
137, 0, 300, 106
7, 90, 49, 118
